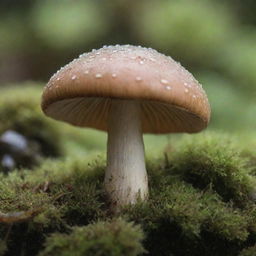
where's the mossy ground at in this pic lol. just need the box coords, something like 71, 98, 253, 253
1, 131, 256, 255
1, 85, 256, 255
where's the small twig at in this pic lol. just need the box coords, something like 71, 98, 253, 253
0, 207, 43, 224
4, 223, 13, 242
52, 191, 72, 202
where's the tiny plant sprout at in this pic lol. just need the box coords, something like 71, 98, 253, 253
41, 45, 211, 211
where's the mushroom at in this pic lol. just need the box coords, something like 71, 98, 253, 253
41, 45, 210, 210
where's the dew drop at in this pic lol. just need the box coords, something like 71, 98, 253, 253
56, 77, 60, 81
71, 75, 76, 80
161, 79, 168, 84
84, 70, 89, 74
185, 89, 189, 93
135, 76, 142, 82
112, 73, 117, 78
184, 82, 188, 86
166, 86, 172, 90
81, 53, 87, 58
192, 95, 196, 99
139, 60, 144, 65
95, 73, 102, 78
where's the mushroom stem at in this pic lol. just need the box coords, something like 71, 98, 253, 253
105, 99, 148, 210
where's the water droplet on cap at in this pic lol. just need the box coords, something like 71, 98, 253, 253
166, 86, 172, 90
135, 76, 142, 82
71, 75, 77, 80
112, 73, 117, 78
95, 73, 102, 78
161, 79, 168, 84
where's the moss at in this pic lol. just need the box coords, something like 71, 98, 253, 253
0, 155, 107, 255
124, 180, 249, 255
239, 245, 256, 256
0, 84, 62, 157
0, 240, 7, 256
169, 132, 256, 206
39, 219, 145, 256
0, 84, 108, 160
1, 132, 256, 255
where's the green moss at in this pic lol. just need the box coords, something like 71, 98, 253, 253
39, 219, 145, 256
0, 84, 62, 157
0, 240, 7, 256
124, 180, 250, 255
1, 132, 256, 255
0, 154, 107, 224
239, 245, 256, 256
0, 84, 108, 159
169, 132, 256, 205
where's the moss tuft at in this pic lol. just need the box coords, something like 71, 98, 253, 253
169, 132, 256, 205
39, 219, 145, 256
239, 245, 256, 256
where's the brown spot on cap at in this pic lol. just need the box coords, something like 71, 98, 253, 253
41, 45, 210, 134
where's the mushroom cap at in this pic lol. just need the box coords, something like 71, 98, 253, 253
41, 45, 210, 134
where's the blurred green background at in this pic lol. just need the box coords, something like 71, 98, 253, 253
1, 0, 256, 134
